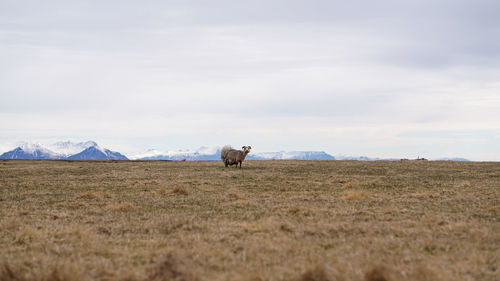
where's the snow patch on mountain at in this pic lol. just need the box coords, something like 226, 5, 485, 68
19, 142, 61, 158
47, 140, 97, 157
18, 142, 46, 154
130, 149, 165, 159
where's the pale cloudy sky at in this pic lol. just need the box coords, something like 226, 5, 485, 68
1, 0, 499, 160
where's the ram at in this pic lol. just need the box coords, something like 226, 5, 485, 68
221, 145, 251, 168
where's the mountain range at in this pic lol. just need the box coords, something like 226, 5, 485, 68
0, 141, 470, 161
0, 141, 128, 160
134, 148, 336, 161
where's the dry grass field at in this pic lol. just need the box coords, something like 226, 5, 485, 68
0, 160, 499, 281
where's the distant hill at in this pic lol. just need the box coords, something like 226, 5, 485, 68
435, 157, 470, 162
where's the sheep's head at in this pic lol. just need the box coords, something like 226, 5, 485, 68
242, 146, 252, 153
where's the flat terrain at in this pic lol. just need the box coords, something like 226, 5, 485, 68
0, 160, 498, 281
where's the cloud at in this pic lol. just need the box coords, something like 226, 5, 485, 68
1, 1, 499, 160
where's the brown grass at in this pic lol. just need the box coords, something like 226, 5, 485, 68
0, 159, 499, 281
364, 265, 398, 281
155, 187, 168, 195
343, 181, 359, 189
226, 188, 242, 200
75, 191, 111, 200
147, 253, 199, 281
343, 190, 370, 200
108, 202, 134, 212
172, 185, 189, 196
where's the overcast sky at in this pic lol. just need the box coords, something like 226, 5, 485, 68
1, 0, 499, 160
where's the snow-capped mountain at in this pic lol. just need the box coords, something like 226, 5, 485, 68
131, 149, 165, 159
0, 142, 62, 160
0, 141, 128, 160
133, 147, 221, 161
134, 147, 335, 161
132, 147, 217, 160
334, 155, 382, 161
67, 145, 128, 160
47, 140, 98, 157
248, 151, 335, 160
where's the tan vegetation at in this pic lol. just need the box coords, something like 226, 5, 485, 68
0, 160, 499, 281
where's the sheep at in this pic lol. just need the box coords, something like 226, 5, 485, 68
221, 145, 251, 168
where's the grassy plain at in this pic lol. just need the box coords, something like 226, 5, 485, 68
0, 160, 498, 281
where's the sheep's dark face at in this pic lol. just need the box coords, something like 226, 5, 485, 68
242, 146, 252, 153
